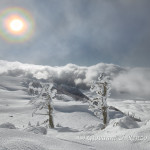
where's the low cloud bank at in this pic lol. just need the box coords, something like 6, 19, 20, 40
0, 60, 150, 99
112, 68, 150, 99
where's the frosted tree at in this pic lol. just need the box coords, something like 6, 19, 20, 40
89, 73, 111, 128
28, 81, 42, 96
31, 83, 57, 128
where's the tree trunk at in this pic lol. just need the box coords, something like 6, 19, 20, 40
48, 104, 54, 128
102, 84, 107, 127
102, 106, 107, 126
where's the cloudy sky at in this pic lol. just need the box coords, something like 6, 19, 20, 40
0, 0, 150, 67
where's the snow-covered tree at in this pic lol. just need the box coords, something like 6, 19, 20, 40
28, 81, 42, 96
31, 83, 57, 128
89, 73, 111, 128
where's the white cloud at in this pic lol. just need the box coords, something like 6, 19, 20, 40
0, 60, 150, 99
112, 68, 150, 99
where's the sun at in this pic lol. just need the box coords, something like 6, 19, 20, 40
0, 7, 35, 42
10, 19, 24, 32
5, 15, 27, 35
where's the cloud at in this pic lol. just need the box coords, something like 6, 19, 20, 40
1, 60, 150, 99
112, 68, 150, 99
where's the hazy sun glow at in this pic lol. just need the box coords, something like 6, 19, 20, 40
10, 19, 24, 31
6, 15, 27, 35
0, 7, 35, 42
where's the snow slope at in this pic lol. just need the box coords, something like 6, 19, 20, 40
0, 74, 150, 150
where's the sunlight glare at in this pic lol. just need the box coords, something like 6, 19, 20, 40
10, 19, 24, 32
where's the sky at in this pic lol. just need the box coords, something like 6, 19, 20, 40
0, 0, 150, 67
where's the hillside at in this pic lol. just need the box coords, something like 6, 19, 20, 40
0, 73, 150, 150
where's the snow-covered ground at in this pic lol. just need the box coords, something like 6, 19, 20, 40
0, 75, 150, 150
